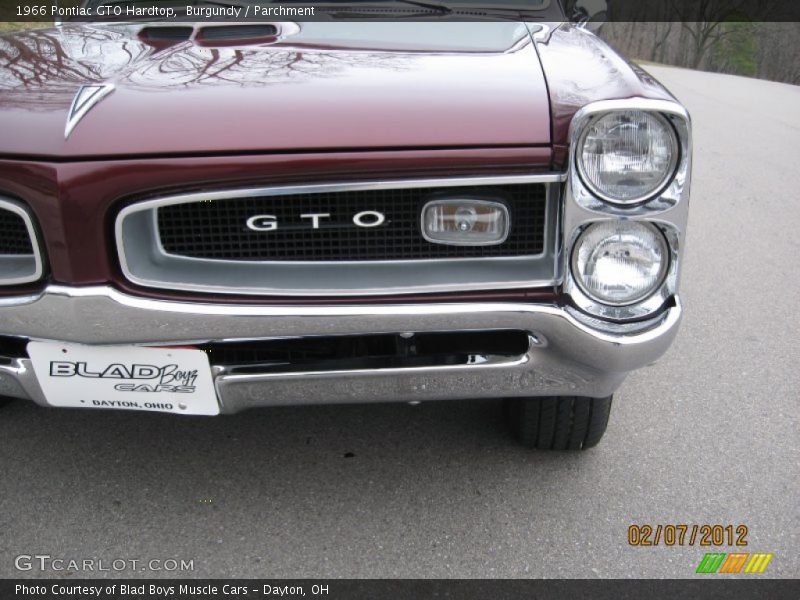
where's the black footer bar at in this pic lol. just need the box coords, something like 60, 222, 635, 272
3, 579, 800, 600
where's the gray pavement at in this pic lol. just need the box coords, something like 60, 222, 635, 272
1, 65, 798, 579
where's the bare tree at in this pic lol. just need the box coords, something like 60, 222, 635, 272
669, 0, 762, 68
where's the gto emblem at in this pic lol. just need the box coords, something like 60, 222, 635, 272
246, 211, 386, 232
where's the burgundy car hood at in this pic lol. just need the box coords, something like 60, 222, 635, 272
0, 22, 551, 158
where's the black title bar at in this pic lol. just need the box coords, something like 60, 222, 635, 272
3, 0, 800, 23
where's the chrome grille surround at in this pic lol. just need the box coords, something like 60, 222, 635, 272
115, 174, 564, 297
0, 196, 44, 286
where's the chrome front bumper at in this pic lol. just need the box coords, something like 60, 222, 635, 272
0, 286, 682, 414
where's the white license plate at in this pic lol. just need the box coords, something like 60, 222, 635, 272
27, 342, 220, 416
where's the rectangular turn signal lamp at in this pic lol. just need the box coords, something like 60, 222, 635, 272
421, 199, 509, 246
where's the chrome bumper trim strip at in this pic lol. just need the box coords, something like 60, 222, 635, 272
0, 286, 682, 412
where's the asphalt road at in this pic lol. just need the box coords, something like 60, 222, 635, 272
1, 65, 798, 580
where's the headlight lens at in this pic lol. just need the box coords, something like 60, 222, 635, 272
578, 111, 678, 204
571, 221, 668, 306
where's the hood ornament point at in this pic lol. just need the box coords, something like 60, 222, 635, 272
65, 84, 116, 140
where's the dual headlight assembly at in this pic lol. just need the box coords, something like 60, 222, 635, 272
568, 105, 690, 320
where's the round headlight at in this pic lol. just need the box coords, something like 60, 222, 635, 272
571, 221, 669, 306
577, 111, 678, 204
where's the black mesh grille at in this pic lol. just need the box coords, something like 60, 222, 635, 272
157, 184, 547, 261
0, 208, 33, 255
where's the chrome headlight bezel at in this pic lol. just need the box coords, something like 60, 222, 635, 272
0, 196, 45, 286
565, 220, 682, 322
575, 110, 680, 206
563, 99, 692, 324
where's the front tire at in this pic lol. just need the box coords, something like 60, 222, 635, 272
504, 395, 613, 450
0, 396, 15, 409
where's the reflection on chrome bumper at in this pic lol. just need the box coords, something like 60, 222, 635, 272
0, 286, 682, 413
